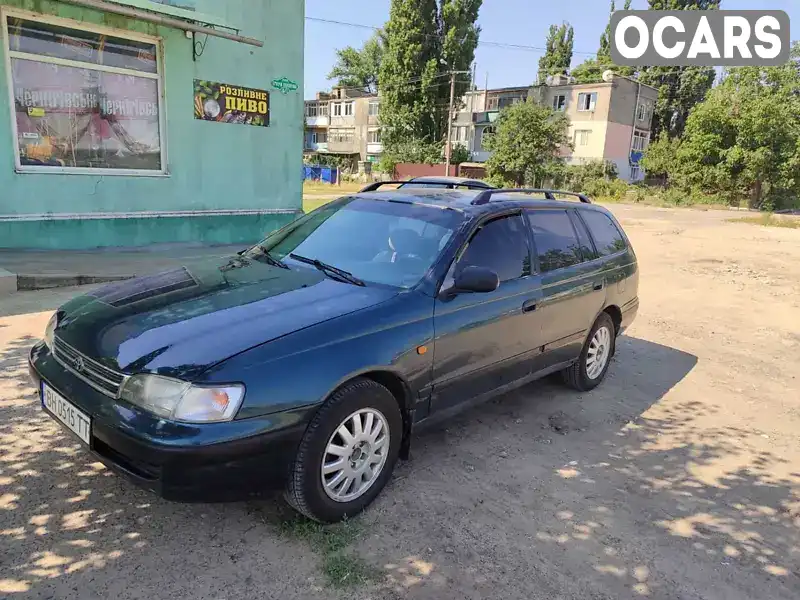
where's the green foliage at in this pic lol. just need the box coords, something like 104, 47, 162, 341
278, 516, 378, 589
328, 32, 386, 93
449, 143, 472, 164
485, 100, 572, 187
641, 134, 681, 183
438, 0, 483, 133
729, 214, 800, 230
379, 0, 482, 156
637, 0, 720, 138
572, 1, 633, 84
377, 139, 444, 174
537, 23, 573, 83
671, 42, 800, 209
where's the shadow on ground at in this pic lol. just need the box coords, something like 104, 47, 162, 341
1, 331, 798, 599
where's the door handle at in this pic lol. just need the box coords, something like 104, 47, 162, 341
522, 299, 537, 313
593, 282, 605, 291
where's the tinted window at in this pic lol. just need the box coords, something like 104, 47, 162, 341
581, 210, 627, 256
456, 215, 530, 283
570, 211, 598, 260
527, 210, 583, 273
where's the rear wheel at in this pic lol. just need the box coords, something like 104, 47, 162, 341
285, 378, 402, 523
561, 312, 616, 392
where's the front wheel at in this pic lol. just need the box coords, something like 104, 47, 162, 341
285, 378, 402, 523
561, 312, 616, 392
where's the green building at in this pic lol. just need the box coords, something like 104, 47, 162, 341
0, 0, 304, 249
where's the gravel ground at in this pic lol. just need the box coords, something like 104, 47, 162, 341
1, 205, 799, 599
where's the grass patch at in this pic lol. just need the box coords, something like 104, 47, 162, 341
302, 196, 335, 213
727, 214, 800, 229
303, 180, 363, 195
278, 515, 379, 588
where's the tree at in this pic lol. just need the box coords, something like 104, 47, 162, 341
671, 43, 800, 209
485, 100, 572, 187
537, 23, 574, 83
573, 0, 634, 84
641, 134, 681, 185
328, 32, 386, 93
637, 0, 720, 138
436, 0, 482, 135
379, 0, 482, 160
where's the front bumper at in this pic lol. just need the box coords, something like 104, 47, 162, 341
29, 342, 308, 502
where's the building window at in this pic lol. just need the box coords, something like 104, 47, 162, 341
344, 102, 354, 116
329, 128, 354, 143
333, 103, 342, 116
319, 103, 328, 117
368, 129, 381, 144
577, 92, 597, 112
487, 97, 499, 111
306, 103, 318, 118
574, 130, 590, 146
368, 101, 379, 116
631, 165, 642, 180
552, 95, 566, 111
637, 103, 650, 121
4, 11, 165, 174
632, 131, 649, 152
310, 131, 327, 144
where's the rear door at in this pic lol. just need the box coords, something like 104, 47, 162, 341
525, 208, 606, 369
430, 213, 544, 415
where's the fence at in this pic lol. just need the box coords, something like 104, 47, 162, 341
302, 165, 339, 184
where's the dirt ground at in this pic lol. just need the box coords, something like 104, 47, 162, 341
1, 204, 799, 599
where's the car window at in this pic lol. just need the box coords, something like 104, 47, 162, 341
580, 210, 627, 256
526, 210, 584, 273
249, 198, 462, 289
570, 211, 598, 261
451, 214, 530, 284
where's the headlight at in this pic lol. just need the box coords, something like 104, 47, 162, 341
119, 374, 245, 423
44, 313, 58, 351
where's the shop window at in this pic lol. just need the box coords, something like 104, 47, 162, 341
3, 11, 165, 174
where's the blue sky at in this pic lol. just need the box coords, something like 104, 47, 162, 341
304, 0, 799, 99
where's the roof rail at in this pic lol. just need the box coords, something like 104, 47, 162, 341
471, 188, 592, 206
359, 180, 492, 193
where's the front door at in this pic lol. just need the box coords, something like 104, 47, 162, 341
430, 213, 544, 415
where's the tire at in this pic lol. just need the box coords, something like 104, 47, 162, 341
561, 312, 616, 392
285, 378, 403, 523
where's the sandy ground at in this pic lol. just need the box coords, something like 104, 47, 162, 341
1, 205, 799, 599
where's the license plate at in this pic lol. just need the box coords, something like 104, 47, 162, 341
42, 383, 91, 445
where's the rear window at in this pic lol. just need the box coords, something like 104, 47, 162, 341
580, 210, 627, 257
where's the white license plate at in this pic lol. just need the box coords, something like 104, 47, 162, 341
42, 383, 91, 445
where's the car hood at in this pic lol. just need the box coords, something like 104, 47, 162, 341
53, 255, 397, 379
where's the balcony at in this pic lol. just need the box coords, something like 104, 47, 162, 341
367, 142, 383, 155
304, 141, 328, 152
306, 116, 329, 127
473, 111, 499, 125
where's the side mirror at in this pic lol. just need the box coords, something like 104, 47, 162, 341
453, 266, 500, 294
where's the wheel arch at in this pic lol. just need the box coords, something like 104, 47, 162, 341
603, 304, 622, 336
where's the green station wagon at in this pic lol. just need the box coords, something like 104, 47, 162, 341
30, 185, 638, 522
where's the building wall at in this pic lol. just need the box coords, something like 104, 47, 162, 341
0, 0, 304, 248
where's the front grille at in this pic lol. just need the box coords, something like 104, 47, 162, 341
53, 337, 126, 397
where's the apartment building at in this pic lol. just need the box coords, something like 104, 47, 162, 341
304, 87, 382, 165
453, 75, 658, 182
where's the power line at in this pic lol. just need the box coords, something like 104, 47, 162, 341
305, 15, 600, 56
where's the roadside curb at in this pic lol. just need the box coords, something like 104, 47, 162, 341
15, 273, 134, 292
0, 268, 16, 296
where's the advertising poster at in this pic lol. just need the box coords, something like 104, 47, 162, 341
194, 80, 270, 127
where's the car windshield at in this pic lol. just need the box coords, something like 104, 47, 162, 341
248, 197, 463, 288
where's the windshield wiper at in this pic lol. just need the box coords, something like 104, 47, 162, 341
289, 254, 365, 286
252, 245, 289, 269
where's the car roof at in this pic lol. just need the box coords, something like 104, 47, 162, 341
350, 188, 609, 216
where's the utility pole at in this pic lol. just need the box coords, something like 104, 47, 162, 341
444, 70, 471, 176
445, 72, 457, 176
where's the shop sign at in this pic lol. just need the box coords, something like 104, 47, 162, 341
194, 80, 270, 127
